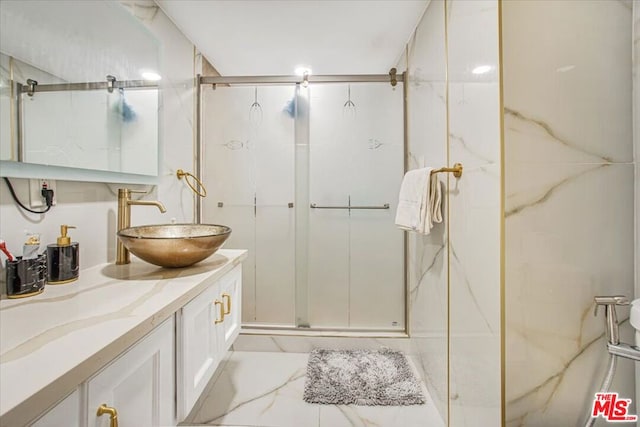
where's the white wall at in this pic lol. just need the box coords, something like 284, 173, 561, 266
0, 3, 195, 278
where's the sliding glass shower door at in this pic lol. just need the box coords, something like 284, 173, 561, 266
202, 85, 297, 326
202, 80, 405, 332
304, 83, 404, 330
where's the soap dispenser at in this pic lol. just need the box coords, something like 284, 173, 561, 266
47, 225, 79, 284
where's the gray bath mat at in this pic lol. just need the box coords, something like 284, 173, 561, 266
303, 348, 425, 406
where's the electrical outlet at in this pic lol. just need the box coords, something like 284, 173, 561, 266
29, 179, 57, 208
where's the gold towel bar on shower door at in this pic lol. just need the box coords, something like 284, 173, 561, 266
430, 163, 463, 178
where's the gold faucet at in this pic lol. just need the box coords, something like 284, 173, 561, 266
116, 188, 166, 264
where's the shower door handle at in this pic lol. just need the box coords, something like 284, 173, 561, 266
310, 203, 389, 210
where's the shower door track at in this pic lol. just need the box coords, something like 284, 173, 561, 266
242, 326, 409, 338
199, 73, 404, 86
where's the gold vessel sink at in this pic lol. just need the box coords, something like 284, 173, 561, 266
117, 224, 231, 268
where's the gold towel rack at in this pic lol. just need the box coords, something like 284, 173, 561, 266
177, 169, 207, 197
430, 163, 463, 178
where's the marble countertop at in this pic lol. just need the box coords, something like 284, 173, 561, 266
0, 249, 247, 426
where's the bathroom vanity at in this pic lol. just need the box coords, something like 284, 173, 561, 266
0, 249, 247, 427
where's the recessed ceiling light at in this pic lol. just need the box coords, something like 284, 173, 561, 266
141, 71, 162, 81
472, 65, 492, 75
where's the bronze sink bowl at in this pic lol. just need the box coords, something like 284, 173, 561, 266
117, 224, 231, 268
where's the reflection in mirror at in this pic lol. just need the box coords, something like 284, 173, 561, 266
0, 0, 160, 179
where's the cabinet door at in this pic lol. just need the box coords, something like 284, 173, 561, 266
177, 282, 223, 420
218, 265, 242, 352
30, 389, 81, 427
86, 317, 175, 427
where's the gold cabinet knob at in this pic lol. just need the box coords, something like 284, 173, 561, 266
97, 404, 119, 427
214, 300, 225, 324
222, 292, 231, 315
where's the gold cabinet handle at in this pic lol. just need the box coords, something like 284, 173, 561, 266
222, 292, 231, 315
214, 300, 225, 324
97, 404, 119, 427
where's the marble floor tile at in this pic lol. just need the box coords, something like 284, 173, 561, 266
186, 351, 444, 427
318, 400, 444, 427
189, 352, 319, 427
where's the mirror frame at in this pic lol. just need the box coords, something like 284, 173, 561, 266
0, 159, 160, 184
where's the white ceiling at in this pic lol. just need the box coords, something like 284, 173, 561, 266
156, 0, 428, 76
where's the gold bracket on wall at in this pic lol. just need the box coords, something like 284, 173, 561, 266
430, 163, 463, 178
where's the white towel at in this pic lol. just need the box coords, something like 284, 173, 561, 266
395, 168, 430, 232
429, 174, 443, 227
395, 168, 442, 235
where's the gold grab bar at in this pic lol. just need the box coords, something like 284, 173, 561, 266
97, 404, 119, 427
430, 163, 463, 178
310, 203, 389, 210
216, 202, 294, 208
177, 169, 207, 197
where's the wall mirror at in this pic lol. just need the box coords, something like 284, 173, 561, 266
0, 0, 161, 183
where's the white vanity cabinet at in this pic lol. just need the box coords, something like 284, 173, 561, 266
1, 253, 248, 427
86, 317, 175, 427
29, 318, 175, 427
177, 264, 242, 419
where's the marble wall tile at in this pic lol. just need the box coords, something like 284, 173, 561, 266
446, 0, 500, 85
447, 1, 501, 426
449, 336, 501, 427
502, 0, 633, 165
0, 5, 195, 272
402, 0, 449, 422
503, 1, 635, 425
505, 163, 635, 426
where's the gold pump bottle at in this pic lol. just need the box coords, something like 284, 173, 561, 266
47, 225, 79, 284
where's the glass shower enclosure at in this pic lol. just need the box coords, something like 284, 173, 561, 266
201, 75, 405, 332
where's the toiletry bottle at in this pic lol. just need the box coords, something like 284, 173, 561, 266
47, 225, 79, 284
